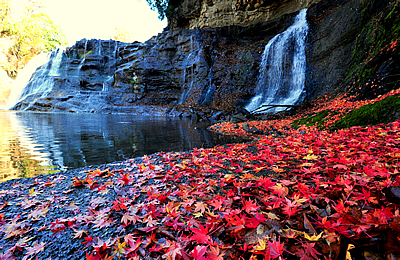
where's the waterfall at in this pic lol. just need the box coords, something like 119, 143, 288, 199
4, 53, 50, 109
14, 47, 65, 109
179, 36, 195, 104
245, 8, 309, 113
6, 39, 125, 110
48, 47, 65, 76
76, 39, 88, 77
97, 41, 103, 55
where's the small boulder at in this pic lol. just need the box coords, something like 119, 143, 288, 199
383, 186, 400, 204
242, 123, 263, 135
230, 113, 247, 123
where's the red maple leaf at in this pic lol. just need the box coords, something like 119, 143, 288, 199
70, 177, 85, 187
209, 197, 225, 211
243, 198, 259, 213
92, 238, 114, 258
111, 197, 128, 211
246, 212, 267, 228
190, 223, 211, 244
282, 198, 300, 217
267, 238, 284, 259
257, 177, 276, 189
82, 235, 95, 247
295, 243, 322, 260
118, 172, 131, 186
191, 245, 208, 260
207, 246, 225, 260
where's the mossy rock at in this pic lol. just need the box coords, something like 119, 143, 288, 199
292, 110, 336, 129
341, 1, 400, 98
331, 94, 400, 130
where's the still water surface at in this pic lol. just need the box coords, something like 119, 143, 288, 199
0, 111, 238, 182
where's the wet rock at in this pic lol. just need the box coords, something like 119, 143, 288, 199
383, 186, 400, 204
230, 113, 247, 123
210, 110, 225, 121
243, 123, 263, 135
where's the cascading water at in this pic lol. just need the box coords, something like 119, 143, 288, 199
179, 36, 195, 104
245, 8, 309, 113
6, 39, 126, 110
76, 39, 88, 77
4, 53, 49, 109
7, 47, 65, 109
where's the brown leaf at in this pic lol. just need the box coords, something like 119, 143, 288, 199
303, 213, 317, 235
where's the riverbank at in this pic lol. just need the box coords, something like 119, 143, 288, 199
1, 90, 400, 259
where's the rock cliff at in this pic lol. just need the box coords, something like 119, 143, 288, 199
12, 15, 300, 115
9, 0, 400, 116
167, 0, 322, 29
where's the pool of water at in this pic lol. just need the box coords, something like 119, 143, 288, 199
0, 111, 240, 182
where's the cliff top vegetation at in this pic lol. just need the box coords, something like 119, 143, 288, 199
0, 0, 67, 76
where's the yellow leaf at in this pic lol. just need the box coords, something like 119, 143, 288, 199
266, 212, 280, 220
29, 188, 40, 197
205, 209, 218, 218
346, 244, 355, 260
303, 154, 319, 160
300, 162, 315, 167
193, 212, 203, 218
272, 166, 285, 173
293, 194, 308, 204
304, 231, 323, 241
281, 228, 301, 238
224, 174, 234, 181
252, 239, 266, 251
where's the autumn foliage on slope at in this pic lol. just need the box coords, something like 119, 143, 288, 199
0, 89, 400, 259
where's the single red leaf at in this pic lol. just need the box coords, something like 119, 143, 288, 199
190, 224, 211, 244
243, 198, 259, 213
191, 245, 208, 260
267, 238, 284, 259
207, 246, 225, 260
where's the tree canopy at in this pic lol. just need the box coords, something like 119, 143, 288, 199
145, 0, 170, 20
0, 0, 67, 75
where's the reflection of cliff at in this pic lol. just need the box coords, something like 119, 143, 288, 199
0, 112, 235, 182
0, 112, 57, 182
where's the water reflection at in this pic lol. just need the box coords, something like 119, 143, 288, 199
0, 111, 241, 182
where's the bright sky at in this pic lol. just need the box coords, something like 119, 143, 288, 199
40, 0, 167, 45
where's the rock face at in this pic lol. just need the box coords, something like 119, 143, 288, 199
10, 0, 399, 114
305, 0, 365, 100
12, 14, 300, 114
12, 39, 132, 113
167, 0, 322, 29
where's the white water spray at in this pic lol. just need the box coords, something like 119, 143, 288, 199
179, 36, 195, 104
246, 9, 309, 113
4, 53, 50, 109
9, 47, 65, 109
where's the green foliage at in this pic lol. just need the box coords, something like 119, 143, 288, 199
80, 50, 92, 59
292, 110, 332, 129
145, 0, 170, 20
332, 94, 400, 130
0, 0, 67, 74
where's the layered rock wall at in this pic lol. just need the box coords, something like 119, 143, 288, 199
168, 0, 322, 29
10, 0, 398, 115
